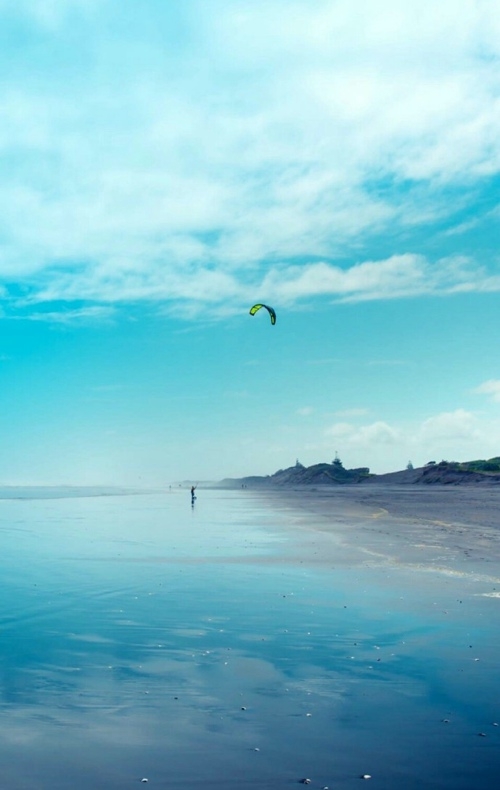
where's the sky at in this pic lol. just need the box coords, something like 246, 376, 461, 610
0, 0, 500, 485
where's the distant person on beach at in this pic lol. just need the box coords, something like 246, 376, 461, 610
191, 485, 197, 502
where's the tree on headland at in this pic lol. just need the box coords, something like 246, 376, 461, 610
332, 452, 344, 469
406, 461, 414, 470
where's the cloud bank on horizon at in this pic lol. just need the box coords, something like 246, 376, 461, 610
0, 0, 498, 321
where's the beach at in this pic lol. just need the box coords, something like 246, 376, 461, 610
0, 486, 498, 788
248, 484, 500, 574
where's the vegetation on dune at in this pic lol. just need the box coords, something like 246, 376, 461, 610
462, 457, 500, 473
426, 458, 500, 474
219, 455, 500, 488
270, 457, 372, 486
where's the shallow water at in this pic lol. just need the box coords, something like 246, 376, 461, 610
0, 489, 498, 789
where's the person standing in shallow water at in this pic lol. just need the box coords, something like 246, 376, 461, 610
191, 485, 196, 503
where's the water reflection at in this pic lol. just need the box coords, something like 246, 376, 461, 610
0, 491, 498, 788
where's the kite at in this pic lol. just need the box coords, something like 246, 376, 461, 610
249, 303, 276, 325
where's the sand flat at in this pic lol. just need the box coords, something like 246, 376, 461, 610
243, 484, 500, 575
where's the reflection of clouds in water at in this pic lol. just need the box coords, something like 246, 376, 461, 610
69, 633, 116, 644
280, 674, 345, 702
0, 491, 498, 787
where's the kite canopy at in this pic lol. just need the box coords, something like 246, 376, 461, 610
249, 303, 276, 325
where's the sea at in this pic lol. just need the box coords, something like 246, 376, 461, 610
0, 487, 498, 789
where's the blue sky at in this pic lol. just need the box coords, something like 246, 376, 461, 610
1, 0, 500, 485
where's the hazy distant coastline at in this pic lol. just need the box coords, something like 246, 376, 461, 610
219, 457, 500, 488
0, 486, 147, 500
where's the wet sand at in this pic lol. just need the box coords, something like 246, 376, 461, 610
246, 485, 500, 577
0, 488, 499, 789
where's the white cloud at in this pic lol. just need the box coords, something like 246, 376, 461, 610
473, 380, 500, 403
258, 255, 498, 305
0, 0, 499, 318
0, 0, 101, 29
419, 409, 481, 443
356, 421, 400, 445
326, 420, 400, 445
296, 407, 313, 416
19, 306, 116, 324
8, 251, 500, 319
326, 421, 355, 438
318, 408, 500, 472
